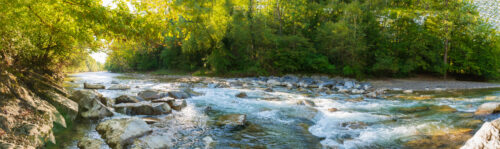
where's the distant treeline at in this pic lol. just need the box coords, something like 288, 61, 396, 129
105, 0, 500, 80
65, 55, 105, 73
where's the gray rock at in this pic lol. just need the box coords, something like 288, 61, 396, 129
264, 88, 274, 92
70, 90, 113, 119
170, 99, 187, 111
138, 90, 167, 100
77, 137, 104, 149
461, 118, 500, 149
475, 102, 500, 115
111, 80, 119, 84
96, 118, 152, 149
266, 79, 281, 87
131, 134, 173, 149
114, 102, 172, 115
83, 83, 105, 89
107, 84, 130, 90
216, 114, 246, 128
344, 81, 354, 89
302, 100, 316, 107
351, 89, 365, 94
115, 95, 140, 104
403, 90, 413, 94
366, 92, 377, 98
168, 91, 190, 99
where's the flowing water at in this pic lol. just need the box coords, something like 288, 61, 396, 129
48, 72, 500, 149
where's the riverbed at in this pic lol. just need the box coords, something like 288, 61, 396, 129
48, 72, 500, 149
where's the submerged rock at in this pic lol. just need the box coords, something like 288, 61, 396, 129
107, 84, 130, 90
475, 102, 500, 115
83, 83, 105, 89
461, 118, 500, 149
70, 90, 113, 119
114, 102, 172, 115
236, 92, 248, 98
77, 137, 104, 149
138, 90, 167, 100
216, 114, 246, 128
115, 95, 140, 104
131, 134, 173, 149
96, 117, 152, 149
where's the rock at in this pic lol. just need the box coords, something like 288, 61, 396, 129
302, 100, 316, 107
264, 88, 274, 92
328, 108, 338, 112
100, 97, 115, 107
111, 80, 119, 84
267, 79, 281, 86
168, 91, 190, 99
131, 134, 173, 149
77, 137, 104, 149
115, 95, 140, 104
138, 90, 167, 100
346, 97, 364, 102
341, 121, 367, 129
69, 90, 113, 119
461, 118, 500, 149
236, 92, 248, 98
344, 81, 354, 89
96, 118, 152, 149
39, 91, 79, 121
366, 92, 377, 98
319, 81, 336, 89
475, 102, 500, 115
170, 99, 187, 111
203, 136, 216, 149
114, 102, 172, 115
151, 97, 175, 104
403, 90, 413, 94
83, 83, 105, 89
216, 114, 246, 128
142, 117, 161, 124
107, 84, 130, 90
351, 89, 365, 94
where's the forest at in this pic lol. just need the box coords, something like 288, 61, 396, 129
1, 0, 499, 80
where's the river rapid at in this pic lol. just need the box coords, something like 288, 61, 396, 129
48, 72, 500, 149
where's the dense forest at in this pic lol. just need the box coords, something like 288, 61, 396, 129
0, 0, 498, 80
103, 0, 500, 80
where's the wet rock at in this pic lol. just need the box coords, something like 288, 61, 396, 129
264, 88, 274, 92
100, 97, 115, 107
170, 99, 187, 111
403, 90, 413, 94
138, 90, 167, 100
111, 80, 119, 84
461, 118, 500, 149
142, 117, 161, 124
434, 105, 457, 113
107, 84, 130, 90
115, 95, 140, 104
39, 91, 79, 121
151, 97, 175, 104
344, 81, 354, 89
319, 81, 336, 89
96, 117, 152, 149
267, 78, 281, 86
351, 89, 365, 94
216, 114, 246, 128
261, 98, 281, 101
474, 102, 500, 115
341, 121, 367, 129
236, 92, 248, 98
328, 108, 338, 112
114, 102, 172, 115
77, 137, 104, 149
168, 91, 190, 99
69, 90, 113, 119
203, 136, 216, 149
83, 83, 105, 89
302, 100, 316, 107
345, 97, 364, 102
407, 128, 473, 149
366, 92, 377, 98
131, 134, 173, 149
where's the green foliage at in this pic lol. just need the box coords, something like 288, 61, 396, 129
102, 0, 500, 80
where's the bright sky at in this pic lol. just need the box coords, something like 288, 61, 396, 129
90, 52, 108, 64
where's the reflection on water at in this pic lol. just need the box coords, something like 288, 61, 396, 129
50, 72, 500, 149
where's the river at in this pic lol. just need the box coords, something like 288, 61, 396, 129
47, 72, 500, 149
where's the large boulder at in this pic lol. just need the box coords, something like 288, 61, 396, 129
38, 91, 79, 122
168, 91, 190, 99
107, 84, 130, 90
461, 118, 500, 149
83, 83, 105, 89
96, 118, 152, 149
115, 95, 140, 104
69, 90, 113, 119
170, 99, 187, 111
77, 137, 104, 149
475, 102, 500, 115
216, 114, 246, 128
138, 90, 167, 100
114, 102, 172, 115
